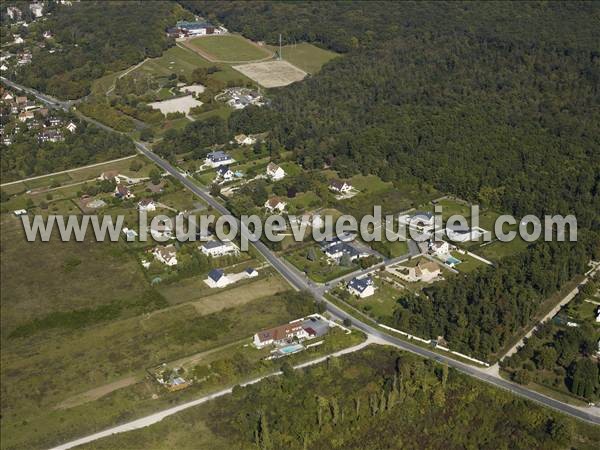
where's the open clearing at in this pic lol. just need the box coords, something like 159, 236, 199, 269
149, 95, 202, 116
188, 34, 272, 62
269, 42, 340, 73
233, 60, 307, 88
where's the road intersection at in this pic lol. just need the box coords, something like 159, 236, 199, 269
2, 77, 598, 449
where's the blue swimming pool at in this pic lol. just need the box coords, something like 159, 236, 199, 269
279, 344, 304, 354
446, 256, 462, 266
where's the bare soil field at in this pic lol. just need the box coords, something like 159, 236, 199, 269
149, 95, 202, 116
233, 60, 307, 88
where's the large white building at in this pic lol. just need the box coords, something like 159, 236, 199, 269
200, 240, 239, 257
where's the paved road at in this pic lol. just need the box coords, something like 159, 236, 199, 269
133, 141, 600, 426
3, 78, 599, 437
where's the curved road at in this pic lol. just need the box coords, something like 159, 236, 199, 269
2, 77, 598, 448
133, 140, 600, 426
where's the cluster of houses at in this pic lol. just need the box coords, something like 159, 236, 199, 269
320, 236, 368, 263
166, 20, 227, 38
0, 88, 77, 145
221, 87, 264, 110
5, 2, 48, 22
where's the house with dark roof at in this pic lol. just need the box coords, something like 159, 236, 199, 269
329, 179, 352, 193
205, 150, 234, 167
347, 276, 375, 298
410, 211, 435, 227
215, 165, 234, 182
205, 268, 230, 288
114, 184, 134, 200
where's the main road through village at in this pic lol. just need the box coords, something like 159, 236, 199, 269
2, 77, 598, 450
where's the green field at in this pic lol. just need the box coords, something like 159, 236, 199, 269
189, 35, 272, 62
272, 42, 340, 73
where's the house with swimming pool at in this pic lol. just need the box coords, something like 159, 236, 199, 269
252, 315, 331, 349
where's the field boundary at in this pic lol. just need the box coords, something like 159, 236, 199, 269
1, 154, 138, 187
179, 37, 275, 64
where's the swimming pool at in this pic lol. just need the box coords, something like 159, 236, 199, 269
446, 256, 462, 266
279, 344, 304, 354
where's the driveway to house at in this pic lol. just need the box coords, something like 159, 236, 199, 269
48, 337, 379, 450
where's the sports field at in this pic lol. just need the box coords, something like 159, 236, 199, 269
188, 35, 273, 62
233, 60, 307, 88
271, 42, 340, 73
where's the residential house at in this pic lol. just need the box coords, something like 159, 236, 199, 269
18, 111, 34, 122
428, 240, 450, 256
66, 121, 77, 133
264, 197, 287, 213
205, 150, 234, 168
266, 162, 285, 181
150, 221, 173, 241
200, 240, 239, 257
253, 320, 309, 349
245, 267, 259, 278
205, 269, 230, 288
234, 134, 257, 146
6, 6, 22, 20
29, 2, 44, 17
114, 184, 134, 199
321, 239, 366, 262
15, 96, 28, 108
215, 165, 234, 182
329, 179, 352, 194
347, 276, 376, 298
43, 31, 53, 39
13, 35, 24, 45
152, 245, 178, 266
137, 198, 157, 212
38, 130, 63, 143
399, 259, 441, 283
1, 92, 14, 102
0, 64, 7, 71
410, 211, 435, 227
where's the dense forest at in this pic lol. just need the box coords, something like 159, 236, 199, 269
178, 1, 600, 229
393, 235, 600, 360
82, 346, 600, 449
0, 119, 134, 181
160, 1, 600, 360
14, 1, 185, 99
